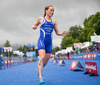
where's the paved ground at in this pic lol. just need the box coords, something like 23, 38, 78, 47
0, 60, 100, 85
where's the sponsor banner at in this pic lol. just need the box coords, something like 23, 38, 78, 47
4, 60, 7, 65
85, 61, 98, 76
72, 54, 83, 59
97, 52, 100, 60
91, 35, 100, 42
91, 53, 97, 59
58, 60, 63, 65
83, 54, 88, 59
4, 59, 14, 65
82, 53, 97, 60
72, 52, 98, 60
4, 47, 12, 52
58, 60, 65, 65
66, 47, 73, 50
70, 61, 84, 70
74, 43, 82, 48
87, 53, 92, 59
26, 51, 36, 58
49, 58, 54, 63
53, 60, 56, 63
1, 59, 4, 67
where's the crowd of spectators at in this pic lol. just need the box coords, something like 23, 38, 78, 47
71, 43, 100, 55
55, 43, 100, 59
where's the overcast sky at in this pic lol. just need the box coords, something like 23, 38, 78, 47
0, 0, 100, 48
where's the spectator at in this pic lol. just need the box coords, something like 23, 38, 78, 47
23, 52, 27, 63
87, 48, 90, 53
67, 52, 69, 59
97, 44, 100, 51
93, 46, 97, 52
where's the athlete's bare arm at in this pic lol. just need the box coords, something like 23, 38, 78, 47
32, 17, 43, 30
53, 20, 66, 37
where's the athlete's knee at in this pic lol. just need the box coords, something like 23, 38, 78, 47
39, 56, 45, 61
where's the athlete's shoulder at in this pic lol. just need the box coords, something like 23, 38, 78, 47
36, 17, 44, 24
52, 19, 57, 25
38, 17, 44, 23
38, 17, 44, 20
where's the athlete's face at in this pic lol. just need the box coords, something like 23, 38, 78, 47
46, 7, 54, 17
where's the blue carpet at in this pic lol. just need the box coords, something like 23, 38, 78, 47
0, 60, 100, 85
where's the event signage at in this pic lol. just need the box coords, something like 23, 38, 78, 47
74, 43, 82, 48
85, 61, 98, 76
91, 35, 100, 42
58, 60, 63, 65
70, 61, 84, 70
53, 60, 56, 63
83, 54, 87, 59
58, 60, 65, 65
83, 53, 97, 59
58, 60, 62, 65
91, 53, 97, 59
49, 58, 54, 63
4, 47, 12, 52
4, 59, 14, 65
66, 47, 73, 50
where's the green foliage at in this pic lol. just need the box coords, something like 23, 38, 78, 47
69, 25, 82, 39
4, 40, 11, 47
61, 36, 74, 49
52, 47, 60, 54
84, 12, 100, 35
60, 12, 100, 49
17, 45, 27, 53
87, 28, 95, 41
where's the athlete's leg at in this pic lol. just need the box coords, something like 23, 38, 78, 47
43, 41, 52, 67
38, 49, 45, 79
43, 53, 51, 67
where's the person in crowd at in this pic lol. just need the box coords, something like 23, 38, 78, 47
23, 52, 27, 63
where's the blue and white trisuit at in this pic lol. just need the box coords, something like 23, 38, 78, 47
37, 17, 54, 53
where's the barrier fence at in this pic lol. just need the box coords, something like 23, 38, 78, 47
71, 52, 100, 60
55, 51, 100, 60
0, 57, 24, 69
0, 47, 26, 70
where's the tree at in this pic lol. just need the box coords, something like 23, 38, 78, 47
23, 45, 27, 53
83, 12, 100, 35
4, 40, 11, 47
52, 47, 60, 54
60, 12, 100, 50
69, 25, 82, 39
61, 36, 74, 49
60, 25, 82, 49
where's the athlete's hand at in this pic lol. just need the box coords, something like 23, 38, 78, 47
32, 25, 37, 30
62, 31, 66, 37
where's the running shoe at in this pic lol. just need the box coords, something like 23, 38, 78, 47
39, 78, 45, 84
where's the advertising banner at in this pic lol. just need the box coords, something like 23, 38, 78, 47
72, 52, 98, 60
70, 61, 84, 70
74, 43, 82, 48
26, 51, 36, 58
4, 47, 12, 52
58, 60, 65, 65
91, 35, 100, 42
97, 52, 100, 60
85, 61, 98, 76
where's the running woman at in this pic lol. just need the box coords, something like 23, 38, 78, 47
32, 5, 66, 84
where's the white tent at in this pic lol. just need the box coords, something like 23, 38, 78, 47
13, 51, 23, 56
81, 42, 93, 49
